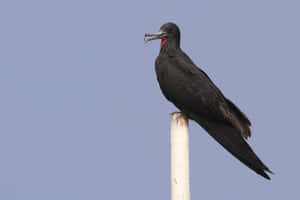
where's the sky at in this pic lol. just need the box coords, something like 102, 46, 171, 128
0, 0, 299, 199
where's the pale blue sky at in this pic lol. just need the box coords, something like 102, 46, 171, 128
0, 0, 299, 199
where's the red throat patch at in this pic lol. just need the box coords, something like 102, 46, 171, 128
160, 37, 167, 47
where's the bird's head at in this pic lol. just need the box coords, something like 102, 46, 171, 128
144, 22, 181, 49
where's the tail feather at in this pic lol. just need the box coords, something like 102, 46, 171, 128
224, 98, 252, 139
189, 113, 272, 179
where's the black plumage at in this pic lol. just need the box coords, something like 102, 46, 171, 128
145, 23, 272, 179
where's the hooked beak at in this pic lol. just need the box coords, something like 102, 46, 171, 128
144, 31, 167, 43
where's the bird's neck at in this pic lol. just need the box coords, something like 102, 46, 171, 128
160, 39, 180, 55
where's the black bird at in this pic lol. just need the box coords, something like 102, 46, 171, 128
145, 23, 272, 179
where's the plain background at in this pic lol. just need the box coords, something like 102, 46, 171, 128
1, 0, 299, 199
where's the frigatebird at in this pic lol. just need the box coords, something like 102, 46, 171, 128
145, 22, 272, 179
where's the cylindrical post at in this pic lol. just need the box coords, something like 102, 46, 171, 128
170, 112, 191, 200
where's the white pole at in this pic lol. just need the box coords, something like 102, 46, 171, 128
170, 112, 191, 200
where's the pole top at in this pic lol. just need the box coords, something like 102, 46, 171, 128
170, 112, 188, 127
